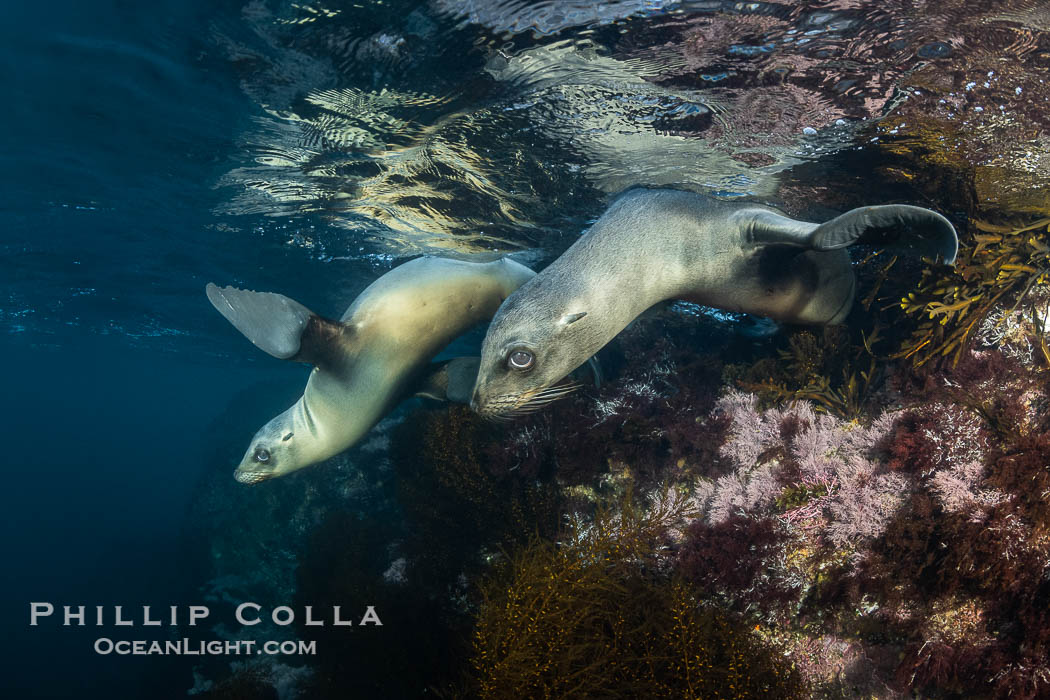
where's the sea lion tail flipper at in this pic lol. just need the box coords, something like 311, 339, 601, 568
413, 357, 481, 403
746, 210, 819, 248
206, 283, 347, 368
810, 205, 958, 264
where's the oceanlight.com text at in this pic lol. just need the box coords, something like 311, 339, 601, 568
93, 638, 317, 656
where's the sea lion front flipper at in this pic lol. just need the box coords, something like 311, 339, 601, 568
206, 283, 348, 370
570, 356, 603, 389
810, 205, 958, 264
413, 357, 481, 403
746, 205, 958, 264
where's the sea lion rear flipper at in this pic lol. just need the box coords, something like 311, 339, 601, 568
810, 205, 958, 264
413, 357, 481, 403
747, 205, 958, 264
206, 283, 348, 370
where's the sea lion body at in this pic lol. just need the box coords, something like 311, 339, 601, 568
209, 256, 534, 483
471, 188, 957, 418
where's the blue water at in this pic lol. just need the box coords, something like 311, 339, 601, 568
1, 2, 483, 694
2, 2, 265, 696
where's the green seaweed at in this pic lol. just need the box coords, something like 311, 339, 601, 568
730, 325, 881, 420
776, 483, 829, 512
469, 493, 806, 699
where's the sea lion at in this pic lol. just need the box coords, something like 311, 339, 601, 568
208, 256, 534, 483
470, 187, 958, 419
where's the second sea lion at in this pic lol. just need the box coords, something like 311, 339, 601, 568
470, 188, 957, 419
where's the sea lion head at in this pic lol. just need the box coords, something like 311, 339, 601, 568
471, 289, 593, 419
232, 404, 309, 484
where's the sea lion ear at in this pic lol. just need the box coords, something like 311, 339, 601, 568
560, 311, 588, 326
810, 205, 959, 264
206, 283, 349, 371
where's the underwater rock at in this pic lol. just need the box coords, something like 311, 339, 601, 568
666, 337, 1050, 698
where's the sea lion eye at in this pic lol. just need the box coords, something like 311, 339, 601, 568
253, 447, 271, 463
508, 349, 534, 371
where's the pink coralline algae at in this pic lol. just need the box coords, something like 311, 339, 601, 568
692, 390, 1005, 542
673, 336, 1050, 698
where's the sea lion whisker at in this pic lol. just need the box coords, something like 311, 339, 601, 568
528, 381, 581, 399
524, 392, 575, 408
521, 386, 577, 403
509, 383, 582, 414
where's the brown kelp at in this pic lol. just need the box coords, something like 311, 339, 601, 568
896, 217, 1050, 368
470, 493, 805, 699
730, 325, 881, 419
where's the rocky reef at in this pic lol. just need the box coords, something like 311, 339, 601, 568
185, 227, 1050, 698
184, 195, 1050, 698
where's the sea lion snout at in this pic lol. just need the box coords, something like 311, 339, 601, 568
468, 387, 512, 421
468, 375, 528, 420
233, 469, 272, 485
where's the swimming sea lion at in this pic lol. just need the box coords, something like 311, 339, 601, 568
208, 256, 534, 483
470, 187, 958, 419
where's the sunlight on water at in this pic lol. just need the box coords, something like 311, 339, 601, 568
5, 0, 1050, 342
211, 0, 1050, 261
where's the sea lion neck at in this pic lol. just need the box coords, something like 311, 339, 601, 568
540, 207, 682, 330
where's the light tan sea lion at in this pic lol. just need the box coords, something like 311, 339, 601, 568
208, 256, 534, 483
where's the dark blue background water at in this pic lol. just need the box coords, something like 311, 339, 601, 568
2, 1, 501, 693
1, 1, 290, 696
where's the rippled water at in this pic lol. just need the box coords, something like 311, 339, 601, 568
5, 0, 1050, 347
216, 0, 1050, 256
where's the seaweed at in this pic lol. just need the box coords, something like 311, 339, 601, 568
665, 361, 1050, 697
677, 514, 799, 614
469, 493, 805, 698
391, 404, 563, 585
293, 511, 471, 698
731, 325, 881, 419
896, 217, 1050, 367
